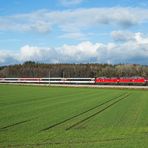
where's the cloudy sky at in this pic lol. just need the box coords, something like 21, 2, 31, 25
0, 0, 148, 66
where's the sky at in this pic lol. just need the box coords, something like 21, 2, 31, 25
0, 0, 148, 66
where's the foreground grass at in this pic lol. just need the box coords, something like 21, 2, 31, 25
0, 84, 148, 147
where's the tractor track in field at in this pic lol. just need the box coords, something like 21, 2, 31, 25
41, 93, 127, 131
0, 118, 36, 131
66, 93, 130, 130
0, 120, 31, 130
4, 137, 128, 147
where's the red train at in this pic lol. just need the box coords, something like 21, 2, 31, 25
95, 77, 147, 85
0, 77, 147, 85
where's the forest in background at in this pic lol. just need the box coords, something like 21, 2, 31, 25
0, 61, 148, 78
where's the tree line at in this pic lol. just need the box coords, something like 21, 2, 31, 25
0, 61, 148, 78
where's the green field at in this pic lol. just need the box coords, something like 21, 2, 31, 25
0, 85, 148, 148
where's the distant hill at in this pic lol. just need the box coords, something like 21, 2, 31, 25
0, 62, 148, 78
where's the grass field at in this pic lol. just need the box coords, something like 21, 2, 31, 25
0, 84, 148, 148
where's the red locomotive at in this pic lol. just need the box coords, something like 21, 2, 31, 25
95, 77, 146, 85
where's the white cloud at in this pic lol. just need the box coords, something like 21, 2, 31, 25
111, 30, 135, 42
0, 50, 18, 65
0, 32, 148, 65
18, 45, 57, 63
135, 32, 148, 44
59, 41, 99, 59
0, 7, 148, 34
111, 31, 148, 44
0, 51, 10, 63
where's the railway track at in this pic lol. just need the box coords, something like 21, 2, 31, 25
1, 83, 148, 89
